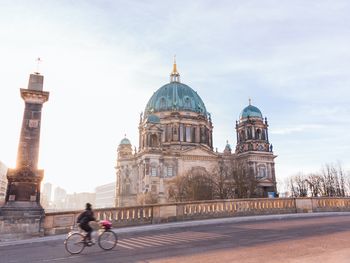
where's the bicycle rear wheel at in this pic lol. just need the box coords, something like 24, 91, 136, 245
98, 230, 117, 250
64, 232, 86, 254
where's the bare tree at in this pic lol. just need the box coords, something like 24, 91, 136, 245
288, 173, 308, 197
211, 161, 235, 199
168, 167, 215, 202
227, 161, 258, 198
304, 174, 322, 197
137, 192, 158, 205
287, 163, 349, 197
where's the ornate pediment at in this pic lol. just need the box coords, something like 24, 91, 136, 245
144, 123, 163, 132
181, 146, 217, 157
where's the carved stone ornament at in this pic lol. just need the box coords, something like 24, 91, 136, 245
28, 119, 39, 128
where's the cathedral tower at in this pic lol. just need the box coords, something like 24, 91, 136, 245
235, 100, 276, 196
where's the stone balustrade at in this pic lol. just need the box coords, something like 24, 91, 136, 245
43, 197, 350, 236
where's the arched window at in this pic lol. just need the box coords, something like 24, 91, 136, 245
123, 177, 131, 195
186, 126, 191, 142
167, 125, 172, 141
247, 128, 252, 139
151, 167, 157, 177
166, 166, 173, 177
150, 134, 158, 147
256, 129, 261, 139
179, 124, 184, 142
191, 127, 196, 142
240, 131, 245, 141
200, 127, 205, 143
257, 165, 267, 179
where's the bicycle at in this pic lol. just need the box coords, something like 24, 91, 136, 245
64, 220, 118, 254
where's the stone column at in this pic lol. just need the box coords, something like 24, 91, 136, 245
0, 72, 49, 240
6, 73, 49, 205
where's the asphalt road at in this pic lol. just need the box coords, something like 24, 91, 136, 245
2, 213, 350, 263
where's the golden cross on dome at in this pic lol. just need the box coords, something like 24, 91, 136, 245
170, 55, 180, 82
172, 55, 177, 73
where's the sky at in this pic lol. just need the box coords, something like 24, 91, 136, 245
0, 0, 349, 194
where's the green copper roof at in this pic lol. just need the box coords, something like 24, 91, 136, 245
144, 82, 207, 116
240, 105, 263, 119
119, 137, 131, 145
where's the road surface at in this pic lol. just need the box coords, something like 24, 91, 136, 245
1, 213, 350, 263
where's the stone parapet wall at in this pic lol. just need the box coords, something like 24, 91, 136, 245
43, 197, 350, 236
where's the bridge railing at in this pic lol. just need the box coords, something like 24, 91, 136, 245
43, 197, 350, 236
181, 198, 296, 220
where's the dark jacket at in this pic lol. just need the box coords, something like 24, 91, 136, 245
77, 210, 96, 225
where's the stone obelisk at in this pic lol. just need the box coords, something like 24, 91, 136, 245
0, 71, 49, 239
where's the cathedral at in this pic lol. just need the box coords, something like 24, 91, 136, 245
115, 62, 277, 206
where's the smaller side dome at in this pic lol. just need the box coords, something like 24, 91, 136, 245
147, 114, 160, 124
240, 105, 263, 120
119, 137, 131, 145
118, 136, 133, 158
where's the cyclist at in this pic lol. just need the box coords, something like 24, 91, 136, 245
77, 203, 96, 245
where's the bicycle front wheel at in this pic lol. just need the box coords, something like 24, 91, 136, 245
98, 230, 118, 250
64, 232, 86, 254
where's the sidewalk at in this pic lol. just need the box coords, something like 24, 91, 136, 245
1, 212, 349, 247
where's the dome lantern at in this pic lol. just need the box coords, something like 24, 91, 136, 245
170, 55, 180, 83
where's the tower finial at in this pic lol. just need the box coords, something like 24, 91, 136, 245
249, 98, 252, 105
170, 55, 180, 82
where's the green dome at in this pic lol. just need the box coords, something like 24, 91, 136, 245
119, 137, 131, 145
240, 105, 263, 119
144, 82, 207, 116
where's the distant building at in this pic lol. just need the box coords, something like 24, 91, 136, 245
95, 182, 116, 208
53, 186, 67, 210
65, 192, 95, 211
51, 186, 95, 211
41, 182, 52, 208
0, 161, 8, 204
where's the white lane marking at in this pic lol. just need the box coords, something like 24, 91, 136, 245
122, 238, 155, 247
41, 255, 83, 261
118, 240, 144, 248
117, 242, 136, 250
118, 231, 226, 250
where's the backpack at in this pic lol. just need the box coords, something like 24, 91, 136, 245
77, 212, 88, 224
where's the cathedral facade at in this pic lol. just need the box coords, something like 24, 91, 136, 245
115, 62, 277, 206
